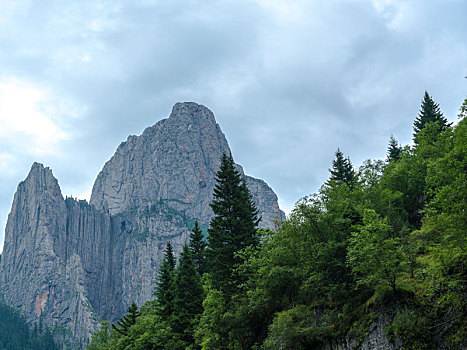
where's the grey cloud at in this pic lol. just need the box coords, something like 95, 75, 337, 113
0, 0, 466, 249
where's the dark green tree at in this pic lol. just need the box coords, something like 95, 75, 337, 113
328, 148, 356, 187
112, 302, 140, 336
413, 91, 449, 141
189, 220, 206, 275
171, 244, 204, 347
207, 153, 260, 298
154, 242, 176, 317
387, 135, 402, 162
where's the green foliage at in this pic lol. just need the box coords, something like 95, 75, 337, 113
327, 148, 356, 188
386, 308, 433, 350
387, 135, 402, 162
87, 95, 466, 350
194, 282, 227, 350
190, 220, 207, 275
172, 244, 204, 347
0, 301, 60, 350
262, 306, 325, 350
347, 209, 406, 291
458, 97, 467, 119
207, 153, 260, 298
413, 91, 449, 141
154, 242, 176, 317
112, 302, 140, 336
87, 321, 111, 350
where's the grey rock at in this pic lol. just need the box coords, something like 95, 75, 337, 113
0, 102, 285, 346
0, 163, 101, 346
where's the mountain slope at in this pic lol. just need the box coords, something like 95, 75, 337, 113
0, 102, 284, 345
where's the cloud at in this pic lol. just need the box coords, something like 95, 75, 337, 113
0, 78, 70, 157
0, 0, 466, 251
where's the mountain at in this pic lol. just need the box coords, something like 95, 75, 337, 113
0, 102, 285, 346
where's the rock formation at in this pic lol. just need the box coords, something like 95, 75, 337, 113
0, 102, 285, 346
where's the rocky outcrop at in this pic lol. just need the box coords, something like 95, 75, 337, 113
0, 102, 285, 346
90, 102, 285, 226
0, 163, 101, 346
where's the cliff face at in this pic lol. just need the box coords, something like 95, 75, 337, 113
90, 102, 284, 227
0, 102, 285, 344
0, 164, 102, 345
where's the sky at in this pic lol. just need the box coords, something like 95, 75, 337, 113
0, 0, 466, 252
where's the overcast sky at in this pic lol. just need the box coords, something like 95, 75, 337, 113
0, 0, 466, 252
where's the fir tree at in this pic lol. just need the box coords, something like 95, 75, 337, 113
112, 302, 140, 336
171, 244, 204, 346
154, 241, 176, 317
387, 135, 402, 162
413, 91, 449, 141
207, 153, 260, 297
328, 148, 356, 187
189, 220, 206, 275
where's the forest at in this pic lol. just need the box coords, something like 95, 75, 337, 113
0, 299, 60, 350
80, 91, 465, 349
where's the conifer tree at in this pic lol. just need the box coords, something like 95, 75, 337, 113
458, 97, 467, 120
387, 135, 402, 162
413, 91, 449, 141
154, 241, 176, 317
207, 153, 260, 297
189, 220, 206, 275
112, 302, 140, 336
172, 244, 204, 346
328, 148, 356, 187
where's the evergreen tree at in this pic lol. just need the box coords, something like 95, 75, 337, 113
207, 153, 260, 297
154, 241, 176, 317
458, 97, 467, 120
112, 302, 140, 336
328, 148, 356, 187
172, 244, 204, 347
413, 91, 449, 141
387, 135, 402, 162
189, 220, 206, 275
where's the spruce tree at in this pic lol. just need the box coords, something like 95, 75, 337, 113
207, 153, 260, 297
387, 135, 402, 162
189, 220, 206, 275
154, 241, 176, 317
413, 91, 449, 141
171, 244, 204, 346
328, 148, 356, 187
112, 302, 140, 336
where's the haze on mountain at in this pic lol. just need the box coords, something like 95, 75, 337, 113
0, 0, 466, 252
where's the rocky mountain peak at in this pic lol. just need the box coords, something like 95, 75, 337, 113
22, 162, 62, 198
0, 102, 284, 347
169, 102, 217, 126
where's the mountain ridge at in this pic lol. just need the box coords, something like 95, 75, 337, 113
0, 102, 285, 346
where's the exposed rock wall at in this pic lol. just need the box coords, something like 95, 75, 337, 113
0, 102, 285, 345
0, 164, 101, 345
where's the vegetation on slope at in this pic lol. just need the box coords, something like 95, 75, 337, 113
88, 93, 466, 350
0, 300, 60, 350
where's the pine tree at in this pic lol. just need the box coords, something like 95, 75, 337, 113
328, 148, 356, 187
413, 91, 450, 141
171, 244, 204, 346
207, 153, 260, 297
189, 220, 206, 275
387, 135, 402, 162
112, 302, 140, 336
154, 242, 176, 317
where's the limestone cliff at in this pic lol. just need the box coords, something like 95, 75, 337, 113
90, 102, 284, 227
0, 102, 285, 346
0, 163, 102, 346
